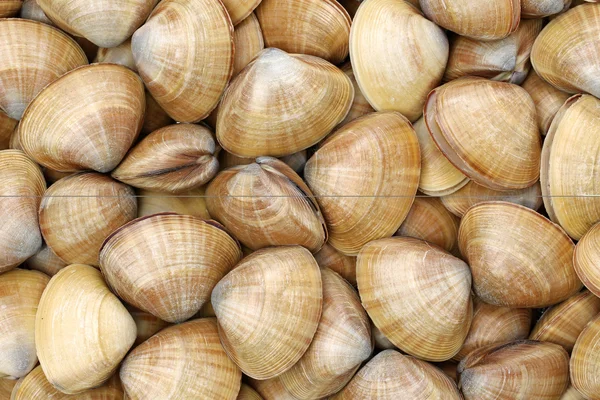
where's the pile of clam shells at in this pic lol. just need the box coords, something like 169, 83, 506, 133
2, 0, 600, 399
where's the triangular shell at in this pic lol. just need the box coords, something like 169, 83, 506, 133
571, 313, 600, 399
35, 264, 137, 394
216, 48, 353, 158
131, 0, 234, 123
20, 64, 145, 173
120, 318, 242, 400
211, 246, 323, 379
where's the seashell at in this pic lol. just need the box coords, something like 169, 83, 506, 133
100, 213, 242, 323
573, 223, 600, 299
522, 0, 571, 17
39, 172, 137, 266
522, 70, 570, 136
220, 0, 262, 25
531, 3, 600, 98
314, 243, 357, 286
459, 202, 581, 307
357, 237, 472, 361
237, 384, 263, 400
0, 269, 49, 379
0, 1, 22, 17
0, 150, 45, 273
112, 124, 219, 193
279, 150, 307, 175
36, 264, 137, 394
441, 180, 542, 218
20, 64, 145, 173
42, 169, 73, 185
372, 321, 396, 351
278, 268, 372, 399
560, 386, 588, 400
73, 37, 98, 62
256, 0, 350, 64
11, 366, 124, 400
571, 313, 600, 398
216, 48, 353, 158
0, 378, 17, 399
437, 362, 458, 383
37, 0, 156, 47
24, 244, 67, 277
541, 94, 600, 240
530, 290, 600, 352
338, 62, 375, 128
248, 377, 298, 400
8, 124, 21, 151
350, 0, 448, 122
0, 112, 16, 150
425, 77, 541, 190
196, 301, 216, 318
141, 91, 174, 136
132, 0, 234, 123
206, 157, 327, 252
121, 318, 241, 400
305, 112, 420, 255
444, 19, 543, 84
420, 0, 520, 40
127, 307, 170, 346
212, 246, 323, 379
232, 13, 264, 76
137, 188, 211, 219
458, 341, 570, 400
95, 39, 136, 71
455, 298, 532, 361
332, 350, 462, 399
20, 0, 53, 25
218, 150, 254, 170
395, 196, 460, 253
0, 19, 87, 120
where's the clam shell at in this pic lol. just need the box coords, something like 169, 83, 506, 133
248, 377, 298, 400
522, 70, 570, 135
0, 111, 16, 150
0, 19, 87, 120
530, 290, 600, 352
137, 188, 210, 219
571, 313, 600, 398
560, 386, 588, 400
232, 13, 264, 77
425, 77, 541, 190
216, 48, 353, 158
314, 243, 356, 286
237, 384, 263, 400
458, 341, 570, 400
305, 112, 420, 255
20, 0, 53, 25
20, 64, 145, 173
331, 350, 462, 399
127, 307, 170, 346
120, 318, 241, 400
350, 0, 448, 121
372, 321, 396, 351
211, 246, 323, 379
437, 361, 458, 383
574, 222, 600, 298
0, 378, 17, 399
36, 264, 137, 394
0, 269, 49, 379
95, 39, 136, 71
100, 213, 242, 323
39, 172, 137, 266
256, 0, 350, 64
206, 157, 327, 252
221, 0, 261, 25
278, 268, 372, 399
24, 244, 67, 277
279, 150, 307, 174
141, 91, 173, 135
522, 0, 570, 17
0, 150, 45, 273
338, 62, 375, 128
0, 1, 22, 17
132, 0, 234, 123
357, 237, 473, 361
459, 202, 581, 307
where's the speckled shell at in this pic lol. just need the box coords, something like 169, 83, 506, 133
314, 243, 357, 286
522, 70, 570, 135
232, 13, 264, 76
24, 244, 67, 277
137, 188, 211, 219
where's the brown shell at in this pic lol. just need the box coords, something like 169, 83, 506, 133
0, 378, 17, 399
24, 244, 67, 277
571, 313, 600, 399
522, 0, 570, 17
574, 222, 600, 299
338, 62, 375, 128
522, 70, 570, 135
0, 111, 16, 150
248, 377, 298, 400
0, 1, 22, 17
314, 243, 357, 286
136, 188, 211, 219
127, 307, 170, 346
372, 322, 397, 351
141, 91, 174, 135
95, 39, 136, 71
232, 13, 264, 77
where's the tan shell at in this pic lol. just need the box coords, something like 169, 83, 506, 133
441, 180, 543, 218
574, 223, 600, 299
206, 157, 326, 252
216, 48, 353, 158
0, 270, 49, 379
0, 150, 45, 273
248, 377, 298, 400
36, 264, 136, 394
0, 1, 22, 17
372, 322, 396, 351
305, 112, 420, 255
278, 269, 372, 399
459, 202, 581, 307
425, 77, 541, 190
560, 386, 588, 400
232, 13, 264, 77
541, 94, 600, 240
11, 366, 124, 400
530, 290, 600, 352
37, 0, 156, 47
531, 3, 600, 98
256, 0, 351, 64
120, 318, 241, 400
221, 0, 261, 25
455, 298, 532, 361
127, 307, 170, 346
42, 169, 73, 185
458, 341, 570, 400
357, 237, 473, 362
24, 244, 67, 277
39, 173, 137, 266
0, 378, 17, 399
212, 246, 323, 379
95, 39, 136, 71
279, 150, 307, 174
237, 384, 263, 400
420, 0, 520, 40
332, 350, 462, 400
0, 112, 16, 150
112, 124, 219, 193
20, 64, 145, 173
350, 0, 448, 122
137, 188, 211, 219
437, 362, 459, 383
571, 314, 600, 398
141, 91, 173, 135
396, 196, 460, 253
522, 70, 570, 135
444, 19, 543, 84
8, 124, 21, 151
522, 0, 570, 18
0, 19, 87, 120
338, 62, 375, 128
132, 0, 234, 123
314, 243, 356, 286
20, 0, 53, 25
100, 214, 242, 323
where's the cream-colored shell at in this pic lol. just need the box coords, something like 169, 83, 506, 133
574, 222, 600, 299
95, 40, 136, 71
338, 62, 375, 128
521, 70, 570, 135
571, 314, 600, 399
232, 14, 264, 77
128, 307, 170, 346
560, 386, 588, 400
248, 377, 298, 400
314, 243, 357, 286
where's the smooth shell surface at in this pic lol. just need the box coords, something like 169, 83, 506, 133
574, 223, 600, 298
95, 40, 136, 71
338, 62, 375, 127
137, 188, 211, 219
20, 0, 53, 25
128, 307, 170, 346
314, 243, 357, 286
221, 0, 261, 25
522, 0, 570, 17
232, 14, 264, 76
350, 0, 448, 122
0, 112, 16, 150
522, 70, 570, 135
571, 313, 600, 399
24, 245, 67, 277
